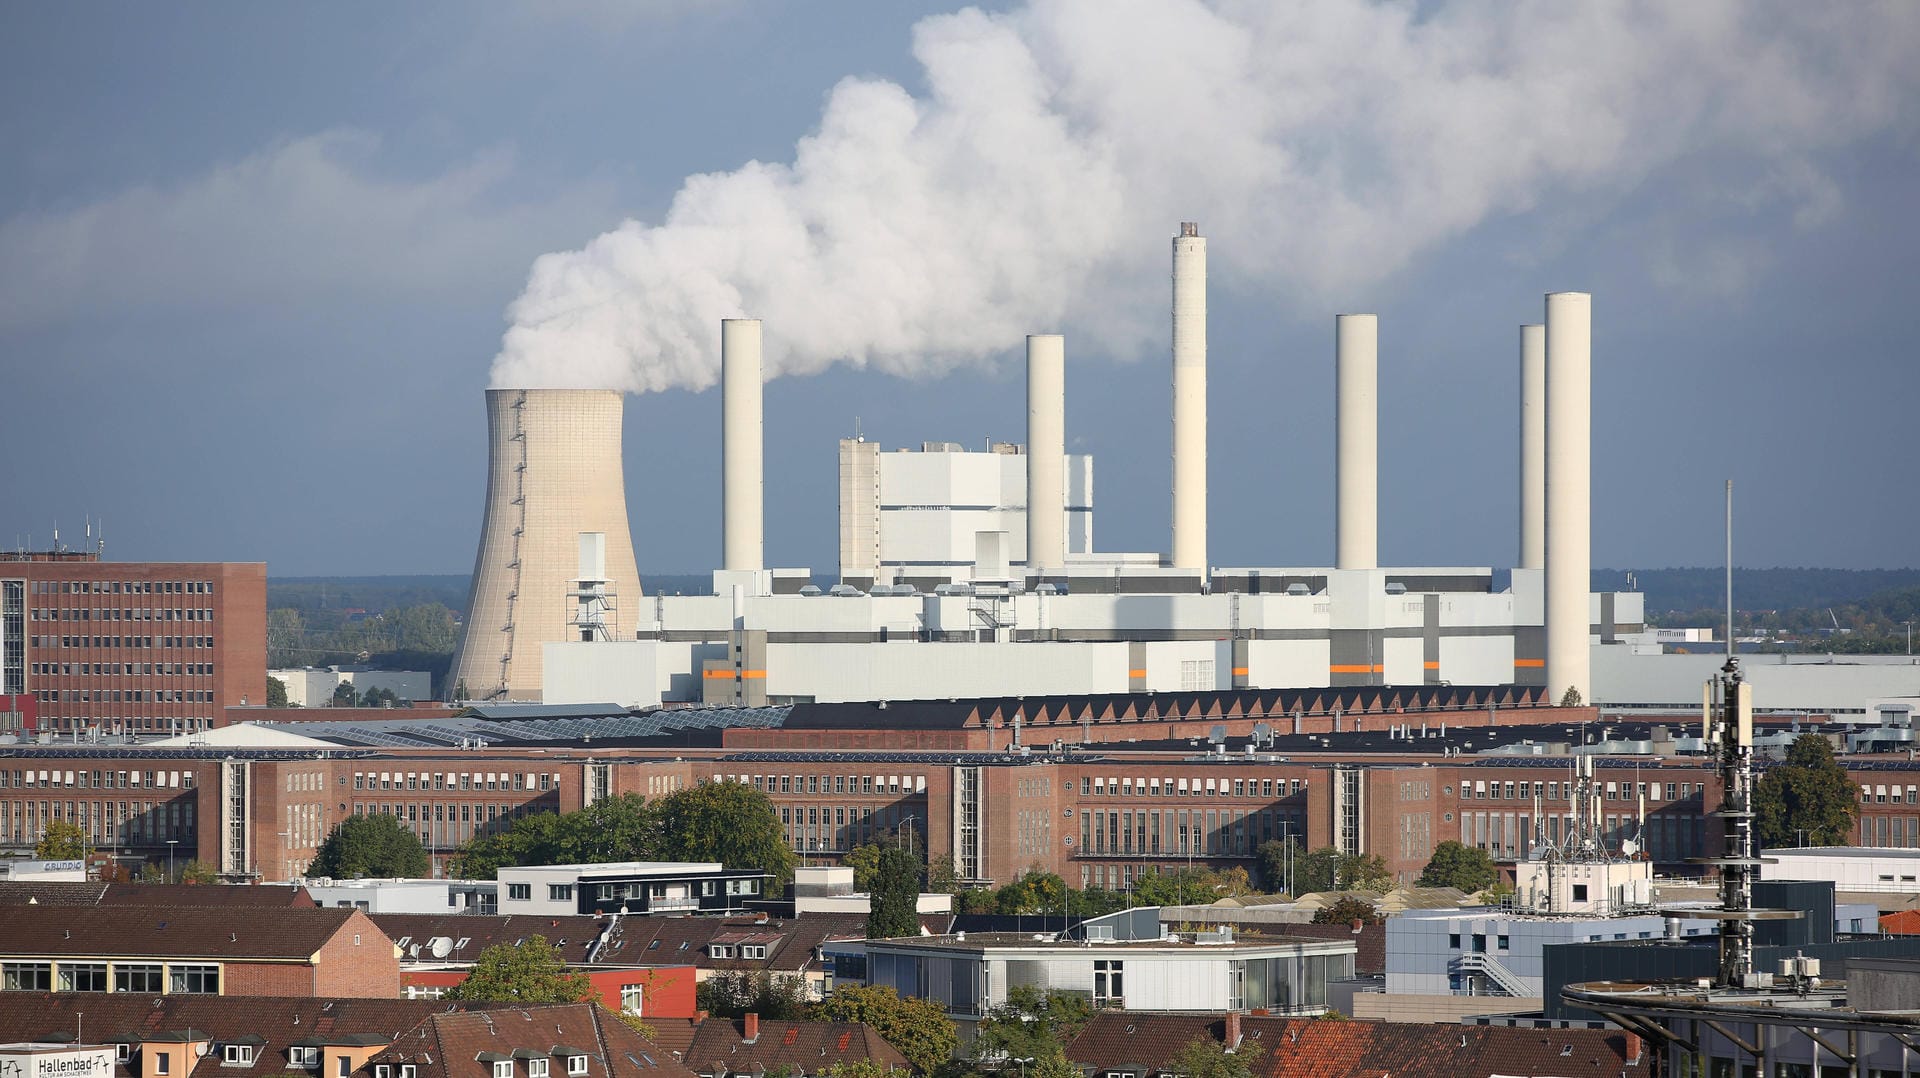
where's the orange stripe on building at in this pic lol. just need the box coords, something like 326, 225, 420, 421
1127, 669, 1148, 678
1513, 658, 1545, 668
702, 669, 768, 679
1423, 661, 1440, 670
1231, 667, 1249, 677
1328, 664, 1385, 674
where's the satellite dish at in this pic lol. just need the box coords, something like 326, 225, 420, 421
429, 936, 453, 959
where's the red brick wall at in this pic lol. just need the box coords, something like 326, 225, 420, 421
224, 960, 318, 997
311, 909, 402, 997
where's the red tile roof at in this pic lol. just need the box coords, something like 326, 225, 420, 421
0, 882, 317, 908
0, 903, 373, 961
367, 1004, 696, 1078
1066, 1013, 1650, 1078
682, 1018, 910, 1077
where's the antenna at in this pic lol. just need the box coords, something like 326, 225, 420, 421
1725, 479, 1734, 661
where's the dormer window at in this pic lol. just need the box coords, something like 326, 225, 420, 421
223, 1045, 255, 1066
374, 1065, 391, 1078
567, 1057, 588, 1076
288, 1047, 319, 1067
494, 1063, 513, 1078
114, 1045, 131, 1063
708, 945, 733, 959
741, 945, 767, 960
529, 1060, 550, 1078
401, 1067, 416, 1078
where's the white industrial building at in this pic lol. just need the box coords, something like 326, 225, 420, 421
864, 926, 1356, 1029
1762, 847, 1920, 893
837, 438, 1093, 591
460, 222, 1673, 709
269, 666, 432, 707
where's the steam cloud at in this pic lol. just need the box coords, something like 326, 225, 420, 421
489, 0, 1920, 393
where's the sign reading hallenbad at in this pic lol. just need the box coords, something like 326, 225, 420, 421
0, 1046, 116, 1078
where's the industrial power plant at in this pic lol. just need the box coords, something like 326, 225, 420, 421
446, 224, 1639, 708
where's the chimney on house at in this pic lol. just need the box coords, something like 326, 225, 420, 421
1224, 1011, 1242, 1051
743, 1013, 760, 1044
1623, 1031, 1643, 1065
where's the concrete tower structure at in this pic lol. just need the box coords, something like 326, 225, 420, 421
447, 389, 645, 701
1544, 293, 1592, 702
722, 318, 765, 573
1518, 323, 1546, 571
1336, 314, 1379, 571
1026, 334, 1066, 573
1171, 223, 1207, 573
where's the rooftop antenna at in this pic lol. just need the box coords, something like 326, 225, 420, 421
1725, 480, 1734, 661
853, 416, 864, 444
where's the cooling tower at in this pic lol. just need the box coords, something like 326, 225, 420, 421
1544, 292, 1592, 703
446, 389, 645, 701
1026, 334, 1067, 573
1335, 313, 1379, 571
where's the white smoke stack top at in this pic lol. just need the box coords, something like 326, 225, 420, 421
722, 318, 764, 572
1025, 333, 1066, 574
1335, 313, 1379, 571
1170, 222, 1207, 573
447, 389, 645, 701
1518, 323, 1546, 571
1545, 292, 1592, 702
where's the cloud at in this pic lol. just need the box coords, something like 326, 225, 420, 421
0, 130, 613, 330
490, 0, 1920, 394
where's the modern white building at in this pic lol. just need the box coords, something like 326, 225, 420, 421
495, 861, 770, 917
303, 877, 493, 914
838, 439, 1093, 590
864, 926, 1355, 1029
1762, 847, 1920, 893
788, 866, 953, 916
269, 667, 432, 707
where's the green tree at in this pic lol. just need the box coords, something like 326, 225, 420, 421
456, 794, 657, 879
1167, 1035, 1261, 1078
1756, 733, 1862, 848
266, 676, 289, 708
1560, 686, 1584, 707
810, 984, 958, 1075
35, 819, 87, 859
967, 985, 1092, 1072
995, 870, 1068, 916
652, 781, 799, 888
868, 846, 922, 939
1131, 866, 1216, 906
696, 971, 809, 1020
360, 686, 399, 708
136, 862, 164, 883
1256, 838, 1298, 894
925, 854, 959, 894
845, 841, 885, 891
1312, 894, 1381, 925
1292, 846, 1342, 894
956, 888, 998, 915
822, 1061, 901, 1078
1026, 1048, 1081, 1078
309, 813, 430, 879
448, 935, 596, 1003
1417, 840, 1498, 893
1336, 852, 1392, 892
179, 860, 218, 884
331, 682, 357, 707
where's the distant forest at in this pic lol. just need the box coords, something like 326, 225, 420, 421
1595, 568, 1920, 616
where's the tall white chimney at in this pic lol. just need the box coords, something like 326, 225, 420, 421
1545, 292, 1592, 702
1171, 223, 1207, 573
1026, 334, 1066, 574
1518, 324, 1546, 570
1335, 313, 1378, 571
722, 318, 764, 572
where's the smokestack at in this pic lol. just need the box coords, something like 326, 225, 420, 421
1545, 292, 1592, 702
1518, 324, 1546, 570
447, 390, 646, 701
1171, 223, 1207, 573
1026, 334, 1066, 574
722, 318, 764, 572
1335, 314, 1378, 571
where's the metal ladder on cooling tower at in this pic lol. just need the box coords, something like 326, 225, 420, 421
1454, 951, 1532, 998
494, 391, 529, 699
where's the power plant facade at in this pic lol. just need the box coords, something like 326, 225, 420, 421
463, 226, 1632, 710
446, 389, 646, 701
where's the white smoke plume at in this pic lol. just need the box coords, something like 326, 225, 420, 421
489, 0, 1920, 393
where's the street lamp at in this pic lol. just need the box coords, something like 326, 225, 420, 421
1013, 1058, 1035, 1078
166, 840, 178, 883
900, 815, 918, 858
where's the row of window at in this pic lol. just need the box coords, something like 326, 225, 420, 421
354, 771, 559, 793
3, 768, 195, 789
31, 635, 215, 650
27, 579, 215, 595
1, 798, 196, 845
780, 803, 917, 852
1080, 774, 1307, 799
1459, 778, 1711, 803
31, 661, 216, 676
1860, 785, 1920, 805
31, 606, 214, 622
1077, 806, 1304, 857
729, 773, 921, 796
34, 688, 214, 703
0, 960, 217, 993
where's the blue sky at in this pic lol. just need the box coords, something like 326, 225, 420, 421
3, 2, 1917, 577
